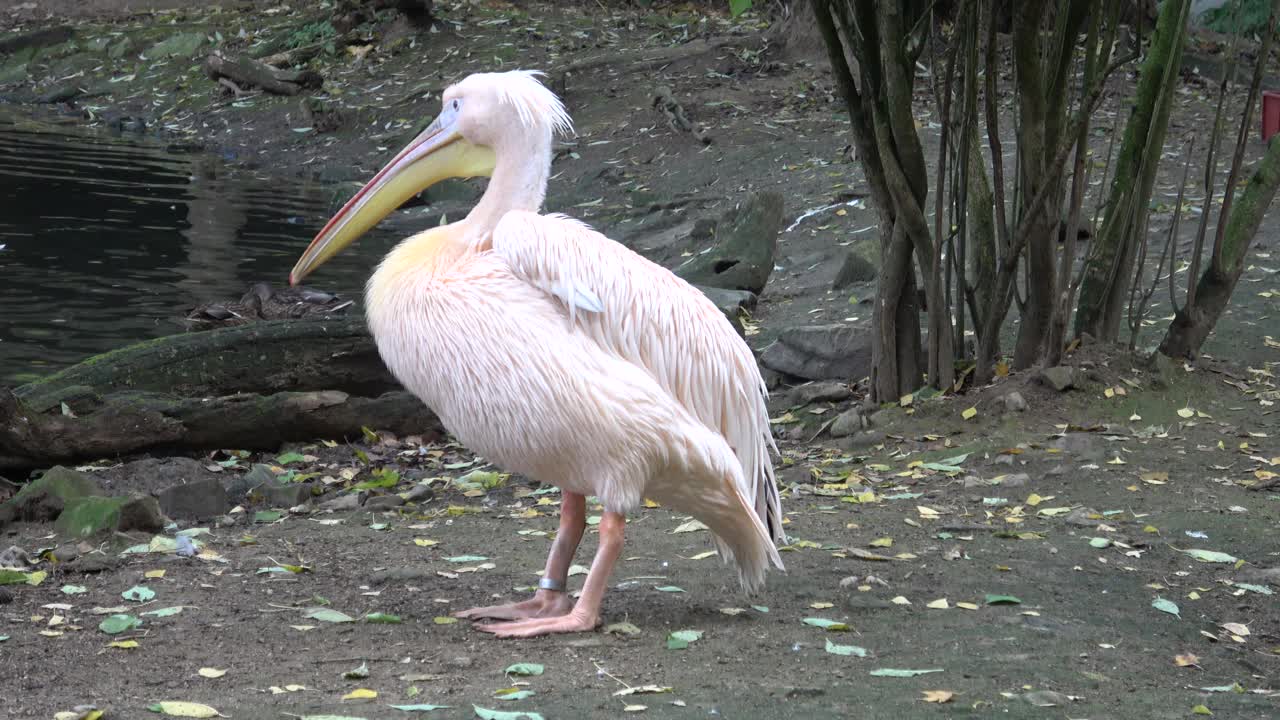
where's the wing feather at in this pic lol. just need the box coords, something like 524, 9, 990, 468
492, 210, 783, 544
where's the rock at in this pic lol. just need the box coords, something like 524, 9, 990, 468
146, 32, 207, 59
402, 484, 434, 504
0, 546, 33, 568
996, 473, 1030, 487
831, 247, 878, 289
224, 464, 276, 503
838, 575, 860, 588
760, 324, 873, 381
319, 493, 362, 512
789, 381, 853, 405
695, 285, 757, 334
364, 495, 405, 512
843, 429, 887, 450
1002, 392, 1028, 412
156, 477, 230, 522
1063, 507, 1103, 527
54, 494, 164, 538
1051, 433, 1100, 459
0, 466, 103, 527
1039, 365, 1075, 391
674, 191, 783, 294
0, 587, 12, 604
257, 481, 314, 509
63, 553, 119, 574
829, 408, 864, 438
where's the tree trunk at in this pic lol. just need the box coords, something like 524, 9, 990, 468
1075, 0, 1190, 340
1, 317, 444, 472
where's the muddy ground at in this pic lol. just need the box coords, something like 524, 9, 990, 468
2, 1, 1280, 719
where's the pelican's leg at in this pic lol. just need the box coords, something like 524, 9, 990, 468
476, 510, 624, 638
454, 491, 585, 621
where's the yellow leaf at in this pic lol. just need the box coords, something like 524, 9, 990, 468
1140, 471, 1169, 484
1174, 653, 1199, 667
810, 602, 834, 609
1104, 387, 1114, 398
643, 498, 660, 508
342, 688, 377, 701
688, 551, 717, 560
1025, 493, 1045, 506
1107, 456, 1127, 465
955, 602, 979, 610
961, 406, 977, 420
145, 569, 166, 579
413, 538, 439, 547
149, 701, 222, 718
1177, 407, 1195, 418
1143, 525, 1159, 533
995, 361, 1010, 377
1221, 622, 1250, 637
891, 595, 911, 605
926, 598, 949, 609
198, 667, 227, 678
433, 616, 457, 625
870, 537, 893, 548
1192, 704, 1212, 715
25, 570, 46, 586
922, 690, 955, 703
899, 393, 914, 407
108, 640, 139, 649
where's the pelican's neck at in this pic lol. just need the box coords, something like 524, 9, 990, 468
464, 133, 551, 248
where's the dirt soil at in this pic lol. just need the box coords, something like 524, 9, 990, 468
2, 1, 1280, 719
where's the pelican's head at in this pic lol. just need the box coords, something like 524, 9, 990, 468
289, 69, 572, 285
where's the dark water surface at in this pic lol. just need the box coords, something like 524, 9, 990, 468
0, 113, 398, 385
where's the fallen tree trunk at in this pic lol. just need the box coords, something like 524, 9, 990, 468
204, 53, 323, 96
0, 388, 439, 471
2, 317, 442, 472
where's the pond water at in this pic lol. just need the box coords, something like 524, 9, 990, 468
0, 113, 400, 386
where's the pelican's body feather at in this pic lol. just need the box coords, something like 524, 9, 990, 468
366, 223, 783, 590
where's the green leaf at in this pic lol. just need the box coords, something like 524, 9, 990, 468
803, 617, 850, 631
0, 635, 9, 642
1199, 683, 1245, 693
1232, 582, 1272, 595
61, 584, 88, 595
1192, 704, 1212, 715
389, 705, 453, 712
666, 628, 703, 649
1182, 548, 1238, 564
751, 605, 769, 613
122, 585, 156, 602
729, 0, 752, 19
254, 510, 283, 523
445, 555, 488, 563
653, 585, 685, 593
504, 663, 544, 676
142, 606, 185, 617
496, 690, 535, 701
824, 639, 868, 657
869, 668, 945, 677
603, 622, 641, 636
99, 614, 142, 634
1088, 537, 1112, 549
361, 425, 380, 443
365, 612, 402, 624
473, 706, 545, 720
1152, 596, 1180, 617
276, 452, 306, 465
354, 467, 400, 490
0, 569, 30, 585
984, 594, 1022, 605
305, 607, 355, 623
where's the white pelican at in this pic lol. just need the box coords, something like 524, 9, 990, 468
289, 70, 783, 637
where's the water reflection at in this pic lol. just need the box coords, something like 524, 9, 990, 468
0, 113, 399, 385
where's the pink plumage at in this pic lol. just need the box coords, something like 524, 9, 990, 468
299, 69, 783, 637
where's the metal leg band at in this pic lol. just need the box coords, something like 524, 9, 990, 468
537, 576, 566, 592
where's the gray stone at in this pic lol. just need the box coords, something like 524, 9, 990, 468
760, 324, 873, 381
259, 481, 314, 509
789, 381, 853, 405
145, 32, 207, 59
0, 465, 104, 527
1051, 433, 1100, 459
843, 430, 887, 450
319, 493, 362, 512
156, 477, 229, 521
996, 473, 1030, 487
224, 464, 276, 503
829, 408, 864, 438
363, 495, 405, 512
694, 285, 758, 335
1039, 365, 1075, 391
674, 191, 783, 294
831, 248, 878, 289
1002, 391, 1028, 412
1064, 507, 1103, 527
402, 484, 434, 504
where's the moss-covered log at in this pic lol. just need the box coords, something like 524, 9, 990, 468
1, 316, 444, 472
